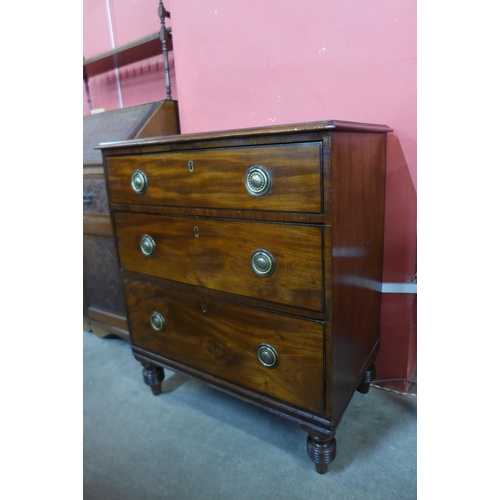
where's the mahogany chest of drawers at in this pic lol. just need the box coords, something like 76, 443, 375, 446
100, 120, 391, 473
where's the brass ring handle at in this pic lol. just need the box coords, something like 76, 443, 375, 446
131, 169, 148, 194
250, 249, 275, 277
245, 165, 271, 196
150, 311, 166, 332
140, 235, 156, 257
256, 343, 279, 368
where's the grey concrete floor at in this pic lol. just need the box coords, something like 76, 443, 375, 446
83, 330, 416, 499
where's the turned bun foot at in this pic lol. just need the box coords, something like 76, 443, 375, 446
142, 363, 165, 396
304, 429, 337, 474
357, 364, 376, 394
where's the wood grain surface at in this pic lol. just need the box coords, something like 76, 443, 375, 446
124, 279, 325, 414
106, 142, 322, 213
115, 212, 324, 311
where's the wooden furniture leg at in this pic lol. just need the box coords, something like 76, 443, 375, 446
302, 426, 337, 474
357, 364, 376, 394
141, 362, 165, 396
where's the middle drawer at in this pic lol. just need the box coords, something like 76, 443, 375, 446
115, 212, 324, 312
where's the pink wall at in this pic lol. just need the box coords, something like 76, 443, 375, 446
83, 0, 177, 112
83, 0, 417, 385
171, 1, 416, 187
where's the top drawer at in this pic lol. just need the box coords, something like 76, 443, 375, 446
106, 142, 322, 213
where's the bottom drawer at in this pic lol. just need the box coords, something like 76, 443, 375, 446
124, 279, 325, 415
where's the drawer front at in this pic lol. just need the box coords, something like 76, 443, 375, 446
83, 177, 109, 214
115, 212, 324, 312
106, 142, 322, 213
124, 279, 325, 414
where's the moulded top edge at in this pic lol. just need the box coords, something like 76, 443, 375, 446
97, 119, 392, 150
